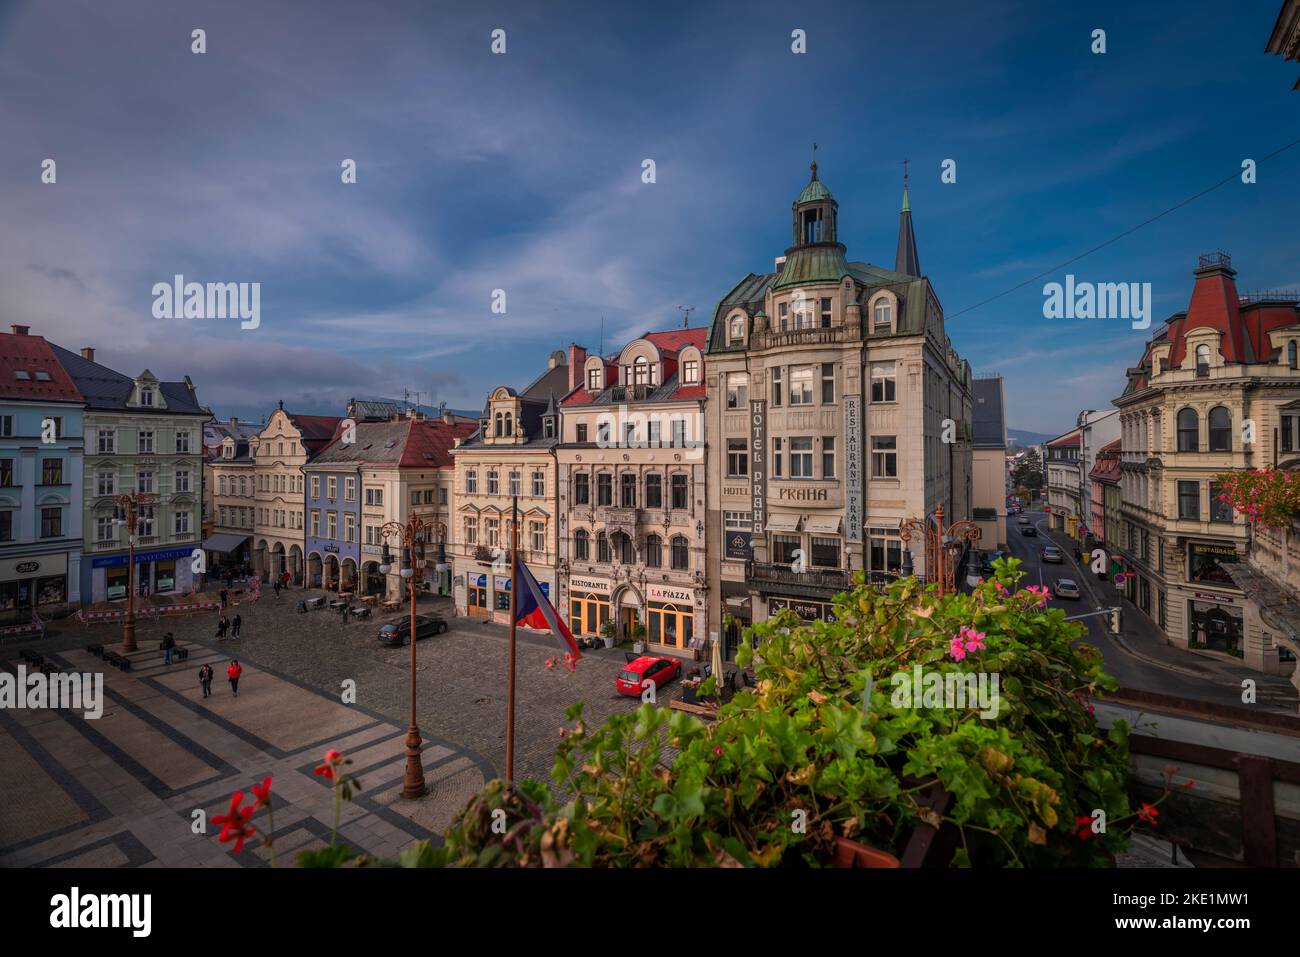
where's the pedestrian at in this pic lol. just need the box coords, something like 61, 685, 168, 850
216, 615, 229, 640
226, 572, 235, 590
273, 580, 281, 599
232, 614, 242, 639
220, 587, 229, 609
162, 632, 176, 665
227, 659, 242, 697
198, 663, 213, 698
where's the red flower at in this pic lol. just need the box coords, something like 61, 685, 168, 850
213, 791, 256, 854
1137, 803, 1159, 827
1074, 815, 1094, 840
315, 749, 344, 780
251, 776, 273, 808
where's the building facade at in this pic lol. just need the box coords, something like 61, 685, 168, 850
0, 326, 85, 620
1114, 253, 1300, 672
203, 431, 256, 573
971, 375, 1008, 551
1075, 407, 1120, 545
556, 330, 709, 652
250, 405, 339, 584
1090, 438, 1122, 556
49, 344, 209, 603
450, 354, 570, 624
1045, 430, 1081, 534
704, 164, 973, 656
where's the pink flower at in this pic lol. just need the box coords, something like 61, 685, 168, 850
994, 581, 1008, 596
960, 626, 986, 653
1025, 585, 1051, 606
949, 636, 967, 661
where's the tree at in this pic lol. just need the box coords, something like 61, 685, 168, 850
1012, 449, 1045, 492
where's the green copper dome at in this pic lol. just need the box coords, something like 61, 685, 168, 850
797, 177, 832, 204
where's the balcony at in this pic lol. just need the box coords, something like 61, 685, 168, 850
752, 324, 858, 351
748, 560, 850, 595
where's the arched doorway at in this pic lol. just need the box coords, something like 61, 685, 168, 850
254, 539, 269, 581
307, 552, 323, 589
271, 543, 286, 583
611, 583, 645, 643
362, 561, 383, 596
288, 545, 303, 586
340, 558, 357, 594
323, 555, 339, 591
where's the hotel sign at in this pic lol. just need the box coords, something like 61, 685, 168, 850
725, 530, 752, 560
750, 400, 766, 535
844, 396, 862, 543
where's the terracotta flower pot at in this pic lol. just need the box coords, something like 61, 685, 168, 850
831, 836, 901, 868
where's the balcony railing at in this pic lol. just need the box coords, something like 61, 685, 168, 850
752, 324, 858, 350
748, 561, 850, 593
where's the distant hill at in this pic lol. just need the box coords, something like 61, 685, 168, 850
1008, 428, 1056, 448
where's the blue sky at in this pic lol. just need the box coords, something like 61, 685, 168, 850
2, 0, 1297, 434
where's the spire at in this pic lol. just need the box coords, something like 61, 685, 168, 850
894, 160, 920, 277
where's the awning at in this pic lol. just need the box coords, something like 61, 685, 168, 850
766, 513, 802, 532
202, 533, 250, 553
805, 514, 842, 535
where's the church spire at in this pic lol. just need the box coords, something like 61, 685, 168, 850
894, 160, 920, 277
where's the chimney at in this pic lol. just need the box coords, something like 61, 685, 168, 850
568, 343, 587, 391
228, 416, 238, 428
80, 346, 95, 361
442, 410, 454, 425
11, 324, 30, 336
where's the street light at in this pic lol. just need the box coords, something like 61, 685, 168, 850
379, 515, 431, 800
898, 503, 981, 596
112, 491, 156, 653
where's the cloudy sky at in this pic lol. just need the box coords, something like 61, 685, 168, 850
2, 0, 1297, 433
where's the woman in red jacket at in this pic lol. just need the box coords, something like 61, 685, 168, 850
227, 659, 243, 697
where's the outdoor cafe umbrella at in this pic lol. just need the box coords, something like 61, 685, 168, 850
711, 631, 725, 696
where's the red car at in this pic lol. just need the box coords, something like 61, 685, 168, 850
616, 655, 682, 697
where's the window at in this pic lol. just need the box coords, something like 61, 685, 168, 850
98, 472, 114, 496
790, 438, 813, 478
95, 514, 113, 542
466, 470, 477, 494
486, 517, 500, 547
597, 473, 613, 506
175, 431, 190, 453
464, 516, 478, 545
671, 419, 687, 447
1178, 480, 1200, 519
729, 315, 745, 344
727, 439, 749, 478
41, 507, 62, 538
822, 437, 836, 478
41, 458, 63, 485
820, 297, 832, 328
0, 415, 11, 437
648, 420, 661, 447
771, 367, 783, 406
789, 367, 814, 405
821, 363, 835, 403
576, 423, 588, 443
138, 470, 155, 494
531, 521, 545, 554
1195, 344, 1210, 376
365, 487, 384, 507
326, 512, 337, 540
682, 358, 699, 383
670, 535, 689, 570
633, 357, 650, 386
726, 373, 748, 409
574, 472, 590, 505
596, 421, 611, 445
811, 536, 840, 568
345, 477, 356, 501
573, 528, 589, 560
778, 302, 789, 331
137, 505, 155, 537
871, 362, 896, 402
871, 436, 898, 478
1290, 341, 1298, 369
1210, 482, 1233, 523
174, 511, 190, 535
487, 470, 499, 495
327, 476, 338, 499
869, 529, 903, 576
873, 299, 893, 332
597, 532, 610, 563
1208, 407, 1231, 452
773, 437, 783, 478
620, 472, 638, 507
98, 429, 115, 454
310, 511, 320, 536
509, 470, 521, 497
773, 534, 801, 565
645, 473, 662, 509
614, 532, 635, 564
138, 430, 154, 454
671, 474, 688, 510
175, 469, 190, 493
544, 417, 555, 439
139, 387, 154, 407
219, 476, 228, 496
1176, 408, 1199, 452
645, 534, 662, 567
587, 367, 602, 391
532, 470, 545, 497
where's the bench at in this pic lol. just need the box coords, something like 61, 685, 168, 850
87, 643, 104, 658
104, 652, 122, 667
174, 647, 189, 661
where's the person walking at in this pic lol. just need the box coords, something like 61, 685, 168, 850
273, 580, 281, 599
232, 614, 242, 639
162, 632, 176, 665
198, 663, 214, 698
227, 659, 242, 697
216, 615, 229, 640
220, 587, 229, 609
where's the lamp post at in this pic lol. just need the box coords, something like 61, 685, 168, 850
898, 503, 981, 595
112, 491, 156, 653
380, 514, 429, 800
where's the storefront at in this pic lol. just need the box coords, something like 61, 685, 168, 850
645, 584, 697, 650
567, 576, 610, 637
1187, 541, 1238, 587
494, 575, 550, 614
90, 545, 195, 602
0, 553, 71, 619
1188, 592, 1243, 655
466, 572, 489, 618
766, 594, 836, 622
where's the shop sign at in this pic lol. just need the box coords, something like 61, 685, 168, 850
725, 530, 752, 560
648, 584, 693, 603
569, 576, 610, 594
768, 596, 834, 622
1192, 591, 1234, 604
843, 395, 862, 544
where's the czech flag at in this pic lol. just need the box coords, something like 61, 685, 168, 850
514, 559, 582, 666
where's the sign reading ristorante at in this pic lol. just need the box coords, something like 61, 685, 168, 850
750, 399, 766, 535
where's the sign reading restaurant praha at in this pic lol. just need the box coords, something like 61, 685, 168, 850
750, 399, 766, 535
844, 395, 862, 544
778, 486, 828, 501
725, 531, 752, 560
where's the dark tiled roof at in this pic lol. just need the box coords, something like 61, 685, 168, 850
49, 343, 208, 415
971, 377, 1005, 449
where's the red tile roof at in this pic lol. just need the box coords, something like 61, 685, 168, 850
399, 419, 478, 468
0, 331, 84, 403
1046, 431, 1080, 447
643, 327, 707, 355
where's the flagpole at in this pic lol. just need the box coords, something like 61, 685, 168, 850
505, 494, 519, 782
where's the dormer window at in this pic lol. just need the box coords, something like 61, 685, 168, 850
873, 300, 893, 333
682, 357, 699, 384
728, 315, 745, 344
140, 387, 154, 407
544, 417, 556, 439
1195, 344, 1210, 377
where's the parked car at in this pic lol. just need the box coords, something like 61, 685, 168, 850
377, 615, 448, 645
1020, 525, 1038, 537
1042, 545, 1064, 563
979, 550, 1008, 574
1055, 578, 1081, 599
1017, 516, 1031, 525
616, 655, 682, 696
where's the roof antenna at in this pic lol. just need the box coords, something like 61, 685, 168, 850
677, 305, 695, 329
599, 315, 604, 357
811, 141, 818, 180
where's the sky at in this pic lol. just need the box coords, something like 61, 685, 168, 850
2, 0, 1298, 434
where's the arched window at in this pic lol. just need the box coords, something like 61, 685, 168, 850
494, 412, 503, 437
1289, 340, 1297, 369
504, 412, 513, 437
633, 356, 649, 386
596, 532, 610, 563
614, 532, 635, 564
873, 300, 893, 332
219, 476, 227, 496
573, 528, 589, 561
1208, 406, 1231, 452
670, 535, 689, 570
1177, 408, 1199, 452
729, 315, 745, 343
1195, 344, 1211, 376
644, 534, 662, 568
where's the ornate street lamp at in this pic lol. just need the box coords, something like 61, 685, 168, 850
112, 491, 156, 653
898, 503, 981, 596
379, 514, 431, 800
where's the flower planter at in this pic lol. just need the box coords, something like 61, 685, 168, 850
831, 837, 901, 868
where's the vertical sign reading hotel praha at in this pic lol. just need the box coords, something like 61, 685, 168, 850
843, 395, 862, 544
750, 399, 766, 536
